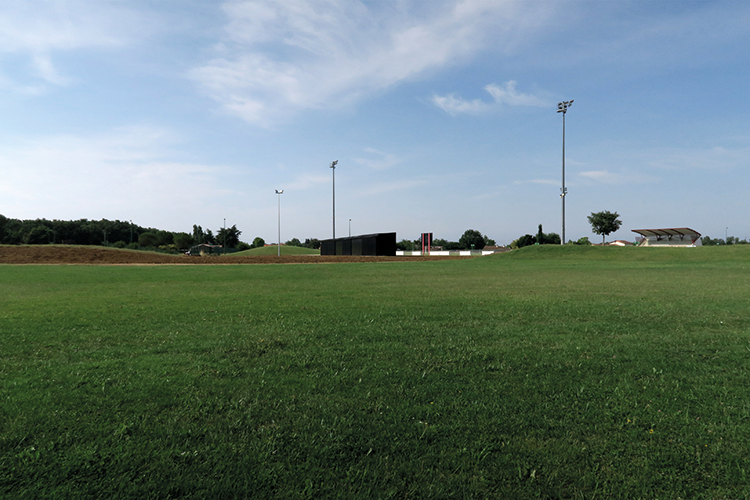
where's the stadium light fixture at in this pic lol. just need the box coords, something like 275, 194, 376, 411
330, 160, 338, 240
557, 99, 573, 245
276, 189, 284, 256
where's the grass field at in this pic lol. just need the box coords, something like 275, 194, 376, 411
235, 245, 320, 256
2, 246, 750, 498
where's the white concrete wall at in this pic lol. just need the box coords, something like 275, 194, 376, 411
396, 250, 497, 256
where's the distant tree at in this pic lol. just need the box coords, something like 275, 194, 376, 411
511, 234, 536, 249
155, 230, 174, 247
0, 214, 8, 243
701, 236, 716, 245
432, 238, 460, 250
572, 236, 592, 245
173, 232, 194, 250
252, 236, 266, 248
204, 229, 216, 245
396, 239, 414, 251
587, 211, 622, 244
534, 224, 561, 245
138, 231, 159, 247
216, 225, 241, 248
459, 229, 486, 250
192, 225, 205, 244
484, 235, 496, 247
302, 238, 320, 249
24, 224, 54, 245
285, 237, 302, 247
237, 242, 251, 251
543, 232, 561, 245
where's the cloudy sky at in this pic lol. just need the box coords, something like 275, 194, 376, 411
1, 0, 749, 244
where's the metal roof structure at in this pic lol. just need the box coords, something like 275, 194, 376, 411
632, 228, 701, 238
631, 228, 702, 246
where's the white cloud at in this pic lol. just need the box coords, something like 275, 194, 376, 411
578, 168, 660, 185
433, 80, 547, 115
647, 146, 750, 173
191, 0, 553, 126
484, 81, 546, 107
514, 178, 559, 186
432, 94, 489, 115
359, 178, 432, 196
352, 148, 400, 170
0, 127, 229, 225
284, 173, 329, 191
0, 1, 151, 89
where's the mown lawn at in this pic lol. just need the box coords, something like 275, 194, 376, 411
2, 246, 750, 498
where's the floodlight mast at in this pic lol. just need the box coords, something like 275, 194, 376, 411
330, 160, 338, 241
557, 100, 573, 245
275, 190, 284, 256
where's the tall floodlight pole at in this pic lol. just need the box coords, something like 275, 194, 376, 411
557, 100, 573, 245
223, 218, 226, 253
330, 160, 338, 240
349, 218, 351, 237
276, 190, 284, 256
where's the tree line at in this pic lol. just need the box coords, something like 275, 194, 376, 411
397, 229, 496, 251
0, 215, 321, 253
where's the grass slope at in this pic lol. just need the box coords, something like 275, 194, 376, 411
235, 245, 320, 256
2, 246, 750, 498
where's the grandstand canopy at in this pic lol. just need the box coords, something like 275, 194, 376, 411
631, 228, 702, 246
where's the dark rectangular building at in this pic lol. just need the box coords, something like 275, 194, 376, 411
320, 232, 397, 256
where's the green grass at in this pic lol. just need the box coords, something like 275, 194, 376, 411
234, 245, 320, 256
2, 246, 750, 498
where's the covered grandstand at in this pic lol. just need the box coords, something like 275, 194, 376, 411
632, 228, 702, 247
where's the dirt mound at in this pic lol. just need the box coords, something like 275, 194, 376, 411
0, 245, 470, 265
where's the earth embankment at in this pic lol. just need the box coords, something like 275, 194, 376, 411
0, 245, 469, 264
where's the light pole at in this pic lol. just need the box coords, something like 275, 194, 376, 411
276, 189, 284, 256
223, 218, 226, 253
726, 226, 729, 243
330, 160, 338, 240
557, 99, 573, 245
349, 219, 351, 237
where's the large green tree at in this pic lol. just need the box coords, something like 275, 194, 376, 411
587, 210, 623, 244
458, 229, 486, 250
216, 225, 241, 248
173, 232, 194, 250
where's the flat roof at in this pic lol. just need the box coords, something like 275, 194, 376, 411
631, 228, 701, 238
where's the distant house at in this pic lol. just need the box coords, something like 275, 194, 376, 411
607, 240, 634, 246
631, 228, 702, 247
188, 243, 223, 255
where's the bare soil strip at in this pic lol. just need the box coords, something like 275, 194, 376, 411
0, 246, 470, 265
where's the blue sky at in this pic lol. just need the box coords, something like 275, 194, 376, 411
1, 0, 749, 245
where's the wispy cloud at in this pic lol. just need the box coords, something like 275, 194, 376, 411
647, 146, 750, 173
514, 178, 559, 186
352, 147, 400, 171
578, 170, 657, 185
0, 1, 150, 89
0, 126, 228, 223
359, 178, 432, 196
433, 81, 547, 115
190, 0, 553, 126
